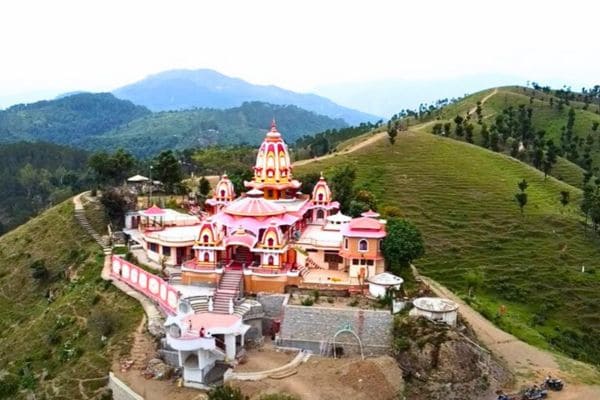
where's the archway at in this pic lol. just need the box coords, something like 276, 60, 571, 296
332, 326, 364, 360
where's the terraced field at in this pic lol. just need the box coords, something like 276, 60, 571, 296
295, 130, 600, 366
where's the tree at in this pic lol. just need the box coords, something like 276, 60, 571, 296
382, 218, 425, 274
454, 115, 464, 137
387, 120, 399, 145
515, 179, 528, 215
560, 190, 570, 210
443, 122, 452, 136
207, 385, 248, 400
329, 165, 356, 213
100, 187, 137, 227
465, 123, 474, 143
152, 150, 183, 193
198, 176, 211, 197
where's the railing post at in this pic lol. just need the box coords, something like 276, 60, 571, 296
228, 298, 234, 315
208, 296, 214, 312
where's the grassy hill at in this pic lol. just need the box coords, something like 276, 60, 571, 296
418, 86, 600, 188
295, 130, 600, 367
0, 201, 140, 399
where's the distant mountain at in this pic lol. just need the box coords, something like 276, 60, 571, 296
112, 69, 381, 125
79, 101, 348, 157
0, 92, 150, 144
315, 74, 525, 118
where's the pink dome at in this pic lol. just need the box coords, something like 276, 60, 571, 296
312, 173, 332, 204
349, 217, 383, 231
213, 174, 235, 201
251, 120, 293, 184
223, 195, 286, 217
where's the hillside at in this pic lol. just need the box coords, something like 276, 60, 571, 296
0, 93, 150, 145
80, 101, 348, 157
113, 69, 381, 124
419, 86, 600, 187
0, 201, 140, 399
295, 130, 600, 368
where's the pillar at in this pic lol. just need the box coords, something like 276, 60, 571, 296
225, 334, 236, 360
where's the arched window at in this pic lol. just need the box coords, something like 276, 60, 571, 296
220, 189, 226, 198
268, 255, 274, 265
359, 239, 368, 252
203, 234, 209, 243
203, 252, 210, 262
267, 237, 274, 247
318, 193, 324, 201
317, 209, 324, 219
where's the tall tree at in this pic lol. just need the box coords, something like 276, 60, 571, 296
152, 150, 183, 193
329, 165, 356, 214
515, 179, 528, 215
382, 218, 425, 274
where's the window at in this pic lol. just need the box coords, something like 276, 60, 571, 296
317, 209, 324, 219
267, 237, 274, 247
366, 260, 374, 266
324, 252, 343, 263
162, 246, 171, 256
149, 242, 158, 252
268, 255, 274, 265
203, 234, 209, 244
318, 193, 323, 201
220, 189, 226, 198
358, 239, 368, 252
352, 258, 359, 265
344, 238, 349, 249
203, 252, 210, 262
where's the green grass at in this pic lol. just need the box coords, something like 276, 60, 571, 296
0, 201, 141, 399
296, 130, 600, 368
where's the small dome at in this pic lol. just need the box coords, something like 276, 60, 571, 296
213, 174, 236, 202
224, 195, 286, 217
312, 173, 332, 205
251, 120, 293, 184
361, 209, 380, 218
261, 222, 284, 248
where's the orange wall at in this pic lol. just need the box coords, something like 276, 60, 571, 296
342, 237, 382, 259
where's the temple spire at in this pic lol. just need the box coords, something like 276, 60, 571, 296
271, 117, 277, 132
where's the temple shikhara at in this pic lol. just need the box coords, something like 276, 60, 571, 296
116, 121, 390, 387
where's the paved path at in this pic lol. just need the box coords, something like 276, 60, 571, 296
413, 266, 600, 398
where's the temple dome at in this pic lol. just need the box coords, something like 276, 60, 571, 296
248, 120, 296, 185
312, 173, 332, 205
213, 174, 235, 202
223, 194, 286, 217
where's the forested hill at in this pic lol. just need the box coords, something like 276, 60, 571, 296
0, 142, 90, 233
0, 92, 150, 144
0, 94, 348, 158
76, 101, 348, 157
113, 68, 381, 124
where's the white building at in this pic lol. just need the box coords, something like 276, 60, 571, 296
410, 297, 459, 326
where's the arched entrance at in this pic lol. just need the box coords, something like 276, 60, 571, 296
332, 326, 364, 360
228, 245, 253, 268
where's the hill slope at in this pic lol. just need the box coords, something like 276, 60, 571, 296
420, 86, 600, 187
0, 201, 140, 399
0, 93, 150, 145
113, 68, 381, 124
295, 130, 600, 367
80, 101, 348, 157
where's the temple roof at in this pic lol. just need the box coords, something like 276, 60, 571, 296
141, 205, 165, 216
341, 217, 386, 238
223, 193, 286, 217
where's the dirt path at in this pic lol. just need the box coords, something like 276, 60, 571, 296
467, 88, 498, 116
292, 131, 387, 167
414, 267, 600, 399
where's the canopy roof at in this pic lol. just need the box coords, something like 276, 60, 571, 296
127, 174, 149, 182
141, 205, 166, 216
327, 211, 352, 223
368, 272, 403, 286
361, 209, 381, 218
340, 217, 386, 238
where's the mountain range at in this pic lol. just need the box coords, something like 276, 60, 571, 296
112, 69, 381, 125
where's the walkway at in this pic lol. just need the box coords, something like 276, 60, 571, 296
412, 266, 600, 399
73, 191, 111, 253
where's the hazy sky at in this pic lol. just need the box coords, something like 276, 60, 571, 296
1, 0, 599, 105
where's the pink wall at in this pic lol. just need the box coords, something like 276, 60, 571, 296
110, 255, 180, 315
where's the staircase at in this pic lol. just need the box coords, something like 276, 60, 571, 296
213, 269, 243, 314
73, 192, 111, 253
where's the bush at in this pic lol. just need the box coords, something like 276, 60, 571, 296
312, 290, 320, 303
207, 385, 248, 400
301, 297, 314, 306
88, 310, 117, 336
29, 259, 49, 282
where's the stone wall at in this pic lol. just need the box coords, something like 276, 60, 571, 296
257, 293, 289, 337
278, 305, 393, 356
108, 372, 144, 400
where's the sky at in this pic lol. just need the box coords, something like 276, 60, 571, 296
1, 0, 599, 108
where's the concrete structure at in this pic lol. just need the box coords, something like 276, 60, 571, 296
367, 272, 404, 298
410, 297, 459, 326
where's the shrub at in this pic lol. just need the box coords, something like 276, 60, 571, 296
207, 385, 248, 400
29, 259, 49, 282
312, 290, 320, 303
88, 310, 117, 336
301, 297, 314, 306
0, 374, 19, 398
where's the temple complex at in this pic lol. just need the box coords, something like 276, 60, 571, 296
118, 120, 390, 388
